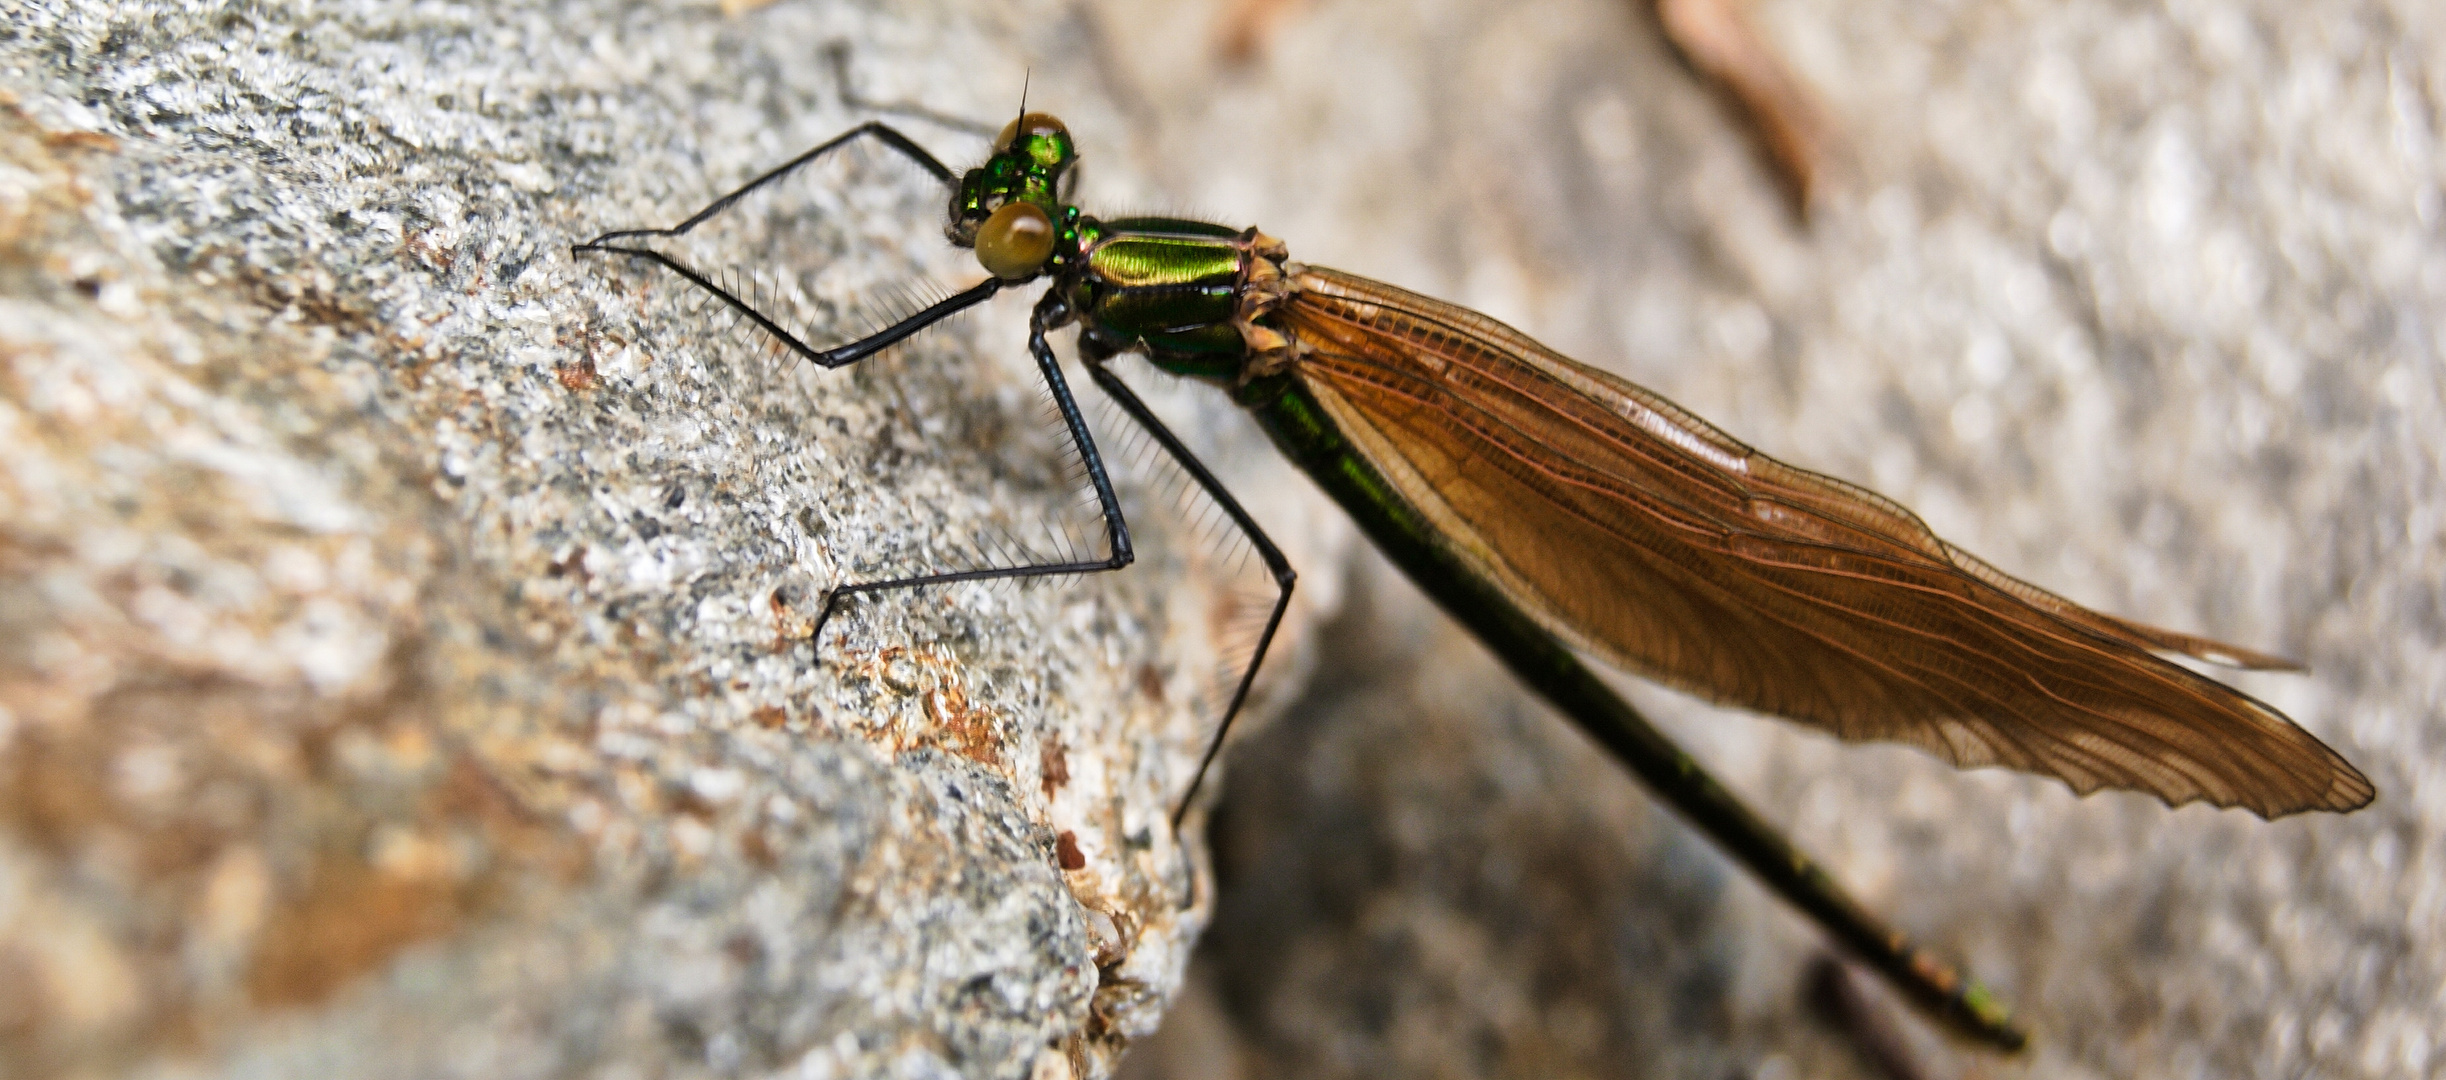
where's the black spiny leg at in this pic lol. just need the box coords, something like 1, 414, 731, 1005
809, 290, 1138, 655
1085, 360, 1295, 829
585, 120, 955, 243
572, 122, 988, 368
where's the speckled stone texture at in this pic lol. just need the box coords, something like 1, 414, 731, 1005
1088, 1, 2444, 1079
0, 2, 1348, 1078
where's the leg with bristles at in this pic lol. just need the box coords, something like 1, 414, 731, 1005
570, 121, 988, 365
1083, 359, 1295, 828
586, 120, 955, 246
581, 245, 1001, 369
809, 290, 1139, 656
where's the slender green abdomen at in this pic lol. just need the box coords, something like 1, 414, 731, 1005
1075, 217, 1249, 370
1234, 372, 2026, 1050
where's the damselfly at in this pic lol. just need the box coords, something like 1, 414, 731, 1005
575, 110, 2372, 1051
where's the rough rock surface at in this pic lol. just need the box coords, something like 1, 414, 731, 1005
0, 2, 1344, 1078
1092, 1, 2446, 1079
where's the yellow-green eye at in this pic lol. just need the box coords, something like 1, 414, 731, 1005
976, 201, 1055, 280
995, 111, 1069, 152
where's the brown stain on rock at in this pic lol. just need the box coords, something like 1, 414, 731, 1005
39, 129, 119, 153
846, 646, 1008, 770
400, 230, 455, 272
554, 353, 600, 392
1040, 739, 1070, 799
545, 545, 592, 585
244, 852, 465, 1007
739, 827, 778, 869
3, 725, 118, 855
925, 681, 1000, 769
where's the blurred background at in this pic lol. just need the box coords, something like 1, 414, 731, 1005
1033, 1, 2445, 1078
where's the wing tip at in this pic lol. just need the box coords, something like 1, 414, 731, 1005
2021, 734, 2375, 819
2177, 758, 2375, 819
2254, 730, 2376, 817
2311, 764, 2378, 814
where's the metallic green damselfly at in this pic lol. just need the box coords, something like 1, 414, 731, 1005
575, 110, 2372, 1052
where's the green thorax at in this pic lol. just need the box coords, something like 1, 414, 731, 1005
1067, 216, 1256, 375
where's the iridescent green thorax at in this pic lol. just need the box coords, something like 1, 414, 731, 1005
1070, 217, 1288, 379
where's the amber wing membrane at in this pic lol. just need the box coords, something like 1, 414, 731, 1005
1278, 267, 2371, 816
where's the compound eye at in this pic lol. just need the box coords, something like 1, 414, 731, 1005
995, 111, 1069, 152
975, 201, 1054, 280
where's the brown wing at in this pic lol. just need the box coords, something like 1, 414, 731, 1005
1278, 266, 2371, 816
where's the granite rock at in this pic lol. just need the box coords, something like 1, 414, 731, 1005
0, 2, 1343, 1077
